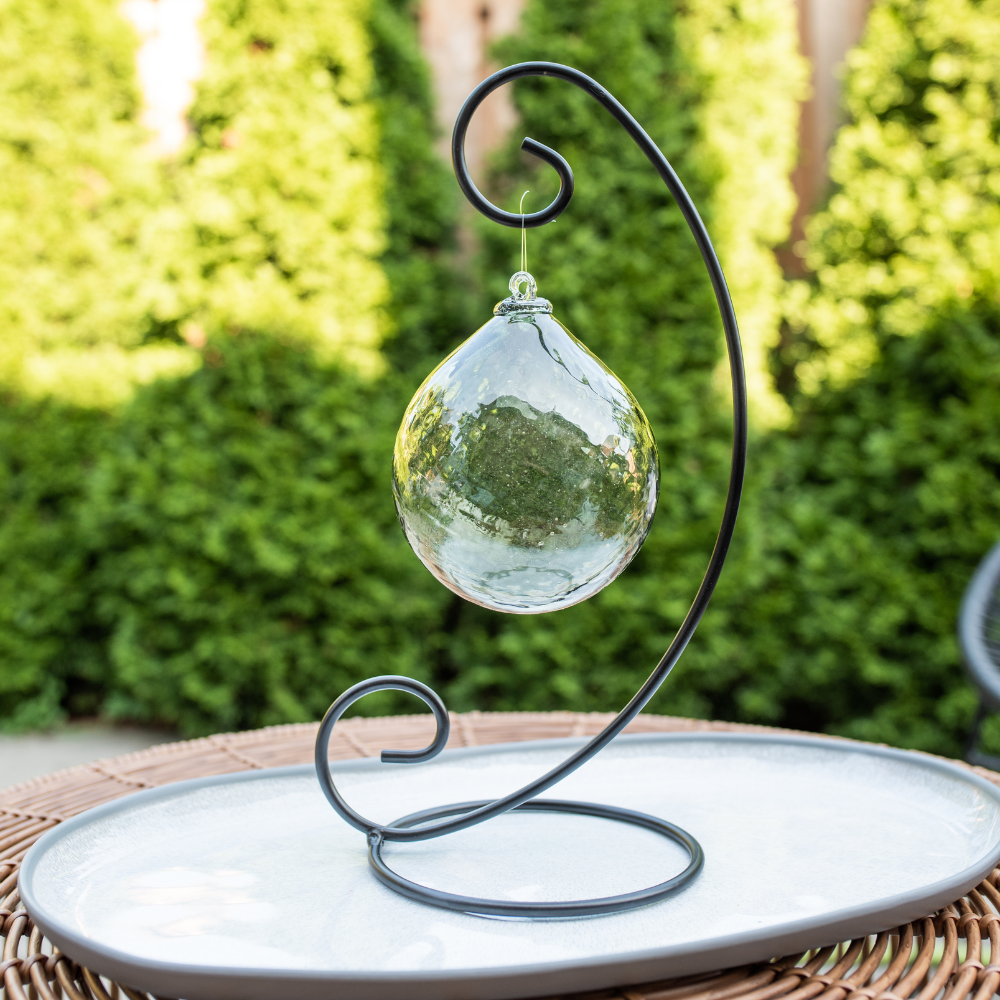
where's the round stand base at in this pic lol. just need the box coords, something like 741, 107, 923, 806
369, 798, 704, 918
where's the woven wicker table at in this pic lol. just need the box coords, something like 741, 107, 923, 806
2, 711, 999, 1000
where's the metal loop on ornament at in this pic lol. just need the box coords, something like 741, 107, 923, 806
317, 60, 747, 919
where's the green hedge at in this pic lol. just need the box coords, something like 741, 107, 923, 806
0, 0, 401, 406
0, 0, 198, 405
3, 0, 999, 759
0, 396, 108, 728
163, 0, 392, 371
787, 0, 1000, 389
725, 304, 1000, 753
727, 0, 1000, 755
85, 336, 451, 733
0, 0, 461, 732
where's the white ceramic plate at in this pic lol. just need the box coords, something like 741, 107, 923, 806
20, 732, 1000, 1000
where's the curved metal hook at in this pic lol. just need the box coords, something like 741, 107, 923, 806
314, 676, 450, 837
452, 67, 574, 227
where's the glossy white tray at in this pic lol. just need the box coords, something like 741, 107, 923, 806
20, 732, 1000, 1000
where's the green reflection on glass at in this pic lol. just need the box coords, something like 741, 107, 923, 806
393, 308, 658, 614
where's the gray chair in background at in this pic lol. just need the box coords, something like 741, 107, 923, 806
961, 541, 1000, 769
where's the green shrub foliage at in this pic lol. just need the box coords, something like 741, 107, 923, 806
731, 0, 1000, 755
0, 0, 198, 406
162, 0, 391, 372
0, 0, 400, 407
0, 397, 109, 728
0, 0, 459, 733
731, 306, 1000, 753
788, 0, 1000, 390
85, 336, 450, 733
2, 0, 998, 758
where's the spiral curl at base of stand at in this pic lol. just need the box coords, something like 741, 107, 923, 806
314, 676, 704, 918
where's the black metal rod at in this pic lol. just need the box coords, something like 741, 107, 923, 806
315, 61, 747, 915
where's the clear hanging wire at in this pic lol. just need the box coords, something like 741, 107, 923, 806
520, 190, 530, 273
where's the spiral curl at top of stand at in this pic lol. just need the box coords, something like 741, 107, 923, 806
314, 61, 748, 918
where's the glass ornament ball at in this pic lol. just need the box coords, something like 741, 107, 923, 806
392, 271, 659, 614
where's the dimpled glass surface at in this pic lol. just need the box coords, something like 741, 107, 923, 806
393, 310, 658, 613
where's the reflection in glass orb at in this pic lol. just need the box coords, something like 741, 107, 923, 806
393, 271, 659, 614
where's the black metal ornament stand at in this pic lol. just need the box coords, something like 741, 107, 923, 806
315, 61, 748, 919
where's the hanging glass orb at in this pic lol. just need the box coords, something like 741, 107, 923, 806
392, 271, 659, 614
